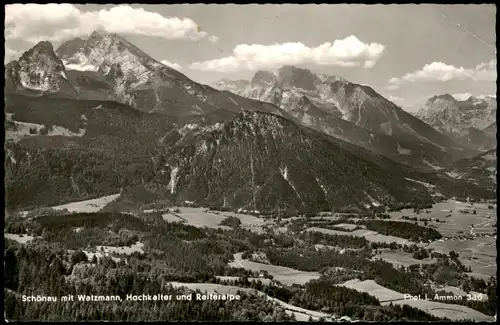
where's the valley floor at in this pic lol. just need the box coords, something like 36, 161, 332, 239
5, 194, 497, 322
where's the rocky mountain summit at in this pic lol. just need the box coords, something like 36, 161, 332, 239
416, 94, 496, 150
215, 66, 468, 167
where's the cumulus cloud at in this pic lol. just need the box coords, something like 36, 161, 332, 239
387, 60, 497, 90
5, 4, 217, 43
388, 95, 404, 103
189, 35, 385, 72
452, 93, 496, 101
4, 48, 20, 63
208, 35, 219, 43
160, 60, 182, 70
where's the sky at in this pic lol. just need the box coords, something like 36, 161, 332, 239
4, 4, 497, 112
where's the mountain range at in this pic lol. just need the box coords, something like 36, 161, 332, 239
6, 32, 286, 119
4, 31, 496, 212
416, 94, 496, 151
214, 67, 480, 168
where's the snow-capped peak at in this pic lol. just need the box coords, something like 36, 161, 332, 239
56, 31, 160, 88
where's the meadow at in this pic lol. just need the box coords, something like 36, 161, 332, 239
339, 279, 494, 321
304, 227, 415, 245
229, 253, 321, 286
374, 250, 435, 268
48, 194, 121, 213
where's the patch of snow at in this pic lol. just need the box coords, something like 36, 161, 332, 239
63, 61, 99, 72
48, 126, 86, 137
405, 178, 436, 188
168, 166, 180, 194
396, 142, 411, 155
9, 155, 16, 164
445, 171, 463, 179
6, 148, 16, 164
423, 159, 443, 170
366, 193, 382, 207
315, 176, 328, 198
278, 165, 303, 203
279, 166, 288, 181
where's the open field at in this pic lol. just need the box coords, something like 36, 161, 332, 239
168, 282, 330, 321
96, 241, 145, 255
47, 194, 121, 213
82, 250, 120, 262
162, 208, 232, 230
374, 250, 435, 268
339, 279, 493, 321
382, 299, 494, 322
305, 227, 415, 245
219, 211, 266, 226
332, 223, 360, 231
229, 253, 321, 286
5, 120, 46, 142
385, 200, 497, 280
314, 244, 338, 251
466, 272, 493, 282
339, 279, 404, 302
388, 200, 497, 238
160, 208, 273, 232
427, 237, 496, 279
219, 210, 269, 233
81, 242, 143, 262
438, 286, 467, 296
4, 233, 36, 244
161, 213, 185, 223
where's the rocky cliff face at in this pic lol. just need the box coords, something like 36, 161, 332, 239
160, 110, 437, 212
53, 31, 285, 118
417, 94, 497, 150
214, 66, 467, 167
5, 41, 76, 96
